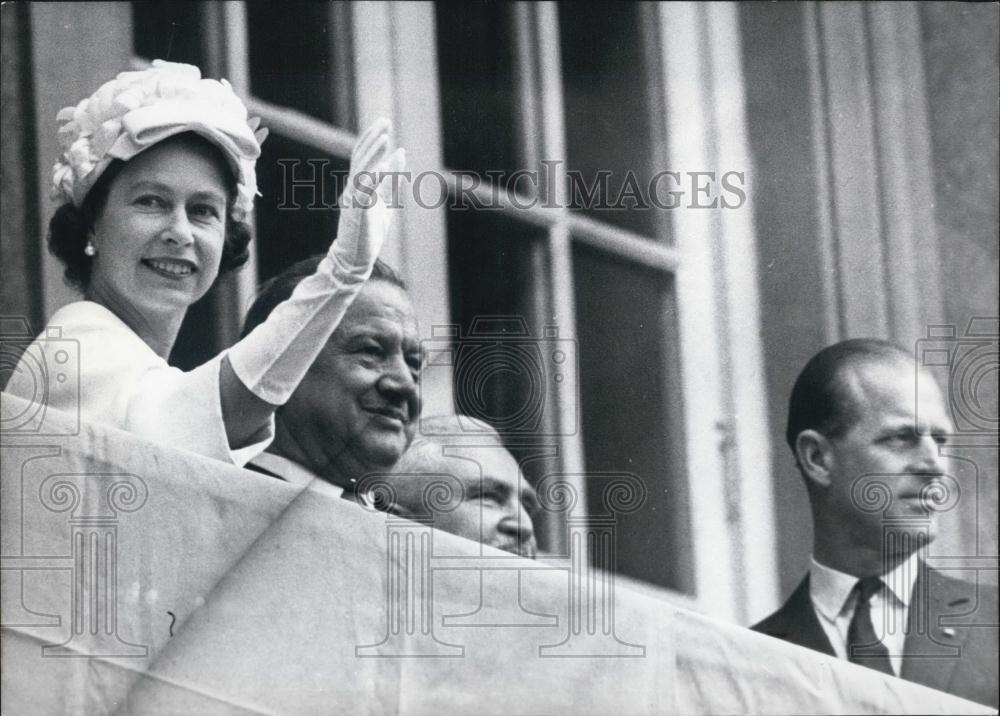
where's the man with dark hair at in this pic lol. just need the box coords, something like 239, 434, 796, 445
242, 255, 422, 497
753, 339, 997, 707
361, 414, 538, 558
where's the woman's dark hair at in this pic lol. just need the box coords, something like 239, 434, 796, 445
47, 132, 252, 291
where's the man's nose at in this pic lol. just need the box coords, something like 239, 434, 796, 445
378, 356, 419, 406
498, 504, 535, 544
915, 434, 948, 474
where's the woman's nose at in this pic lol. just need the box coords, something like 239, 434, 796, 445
161, 209, 195, 246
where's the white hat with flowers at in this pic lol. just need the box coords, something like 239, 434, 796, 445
51, 60, 268, 220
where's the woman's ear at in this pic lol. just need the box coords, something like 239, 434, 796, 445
795, 429, 834, 489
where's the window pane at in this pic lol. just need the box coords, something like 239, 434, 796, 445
446, 209, 554, 546
559, 3, 661, 238
132, 1, 204, 65
573, 244, 692, 593
247, 0, 351, 125
255, 135, 347, 282
446, 209, 551, 433
435, 0, 519, 177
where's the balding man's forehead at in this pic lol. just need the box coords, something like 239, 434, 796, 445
841, 357, 953, 431
842, 355, 917, 394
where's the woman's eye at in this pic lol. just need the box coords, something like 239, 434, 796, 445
135, 195, 166, 208
190, 204, 222, 221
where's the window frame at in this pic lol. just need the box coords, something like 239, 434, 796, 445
124, 0, 777, 621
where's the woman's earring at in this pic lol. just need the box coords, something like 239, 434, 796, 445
84, 238, 96, 257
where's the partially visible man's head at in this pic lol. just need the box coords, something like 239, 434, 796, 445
371, 415, 538, 558
787, 339, 954, 566
242, 256, 422, 488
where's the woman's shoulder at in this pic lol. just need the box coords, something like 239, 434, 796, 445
48, 301, 125, 328
46, 301, 145, 342
44, 301, 156, 362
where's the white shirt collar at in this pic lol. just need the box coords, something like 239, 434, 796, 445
249, 452, 344, 499
810, 550, 920, 622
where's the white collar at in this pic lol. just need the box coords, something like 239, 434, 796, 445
810, 550, 920, 622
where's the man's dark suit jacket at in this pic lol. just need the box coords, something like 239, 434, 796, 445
752, 567, 998, 708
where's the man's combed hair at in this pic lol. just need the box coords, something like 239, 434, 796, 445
241, 255, 406, 338
785, 338, 911, 449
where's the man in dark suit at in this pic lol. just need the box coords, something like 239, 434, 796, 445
240, 256, 422, 498
753, 339, 997, 708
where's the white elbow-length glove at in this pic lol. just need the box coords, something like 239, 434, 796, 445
228, 118, 406, 405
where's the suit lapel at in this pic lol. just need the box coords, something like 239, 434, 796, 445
901, 566, 968, 693
766, 576, 837, 656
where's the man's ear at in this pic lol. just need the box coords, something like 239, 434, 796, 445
795, 429, 834, 489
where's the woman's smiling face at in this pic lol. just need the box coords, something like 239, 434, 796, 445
87, 134, 231, 327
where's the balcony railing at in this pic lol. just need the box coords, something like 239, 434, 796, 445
0, 393, 989, 715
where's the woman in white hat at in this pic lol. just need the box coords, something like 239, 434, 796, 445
6, 60, 405, 465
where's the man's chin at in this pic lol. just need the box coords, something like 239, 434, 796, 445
356, 440, 409, 472
881, 522, 937, 559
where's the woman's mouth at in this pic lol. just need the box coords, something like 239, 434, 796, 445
142, 258, 196, 278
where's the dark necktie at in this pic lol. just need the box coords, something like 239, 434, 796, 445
847, 576, 894, 675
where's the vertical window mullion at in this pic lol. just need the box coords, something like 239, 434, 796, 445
198, 1, 257, 349
533, 3, 588, 547
511, 3, 540, 174
326, 1, 356, 130
638, 1, 672, 246
703, 1, 779, 622
511, 6, 560, 527
658, 1, 740, 619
